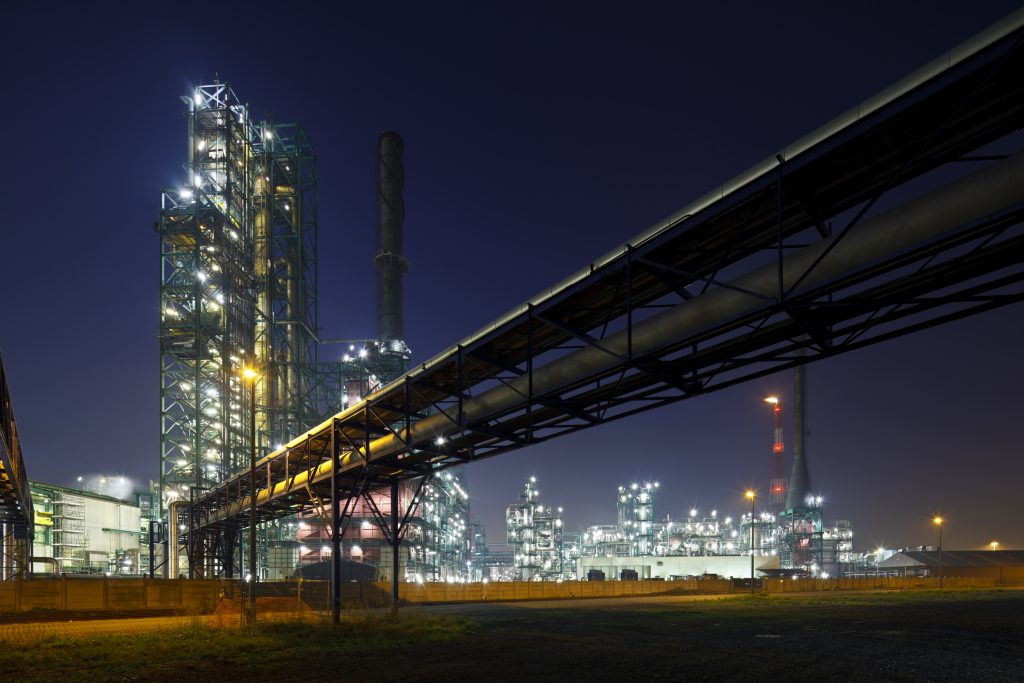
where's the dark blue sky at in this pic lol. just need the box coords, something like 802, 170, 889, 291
4, 2, 1022, 552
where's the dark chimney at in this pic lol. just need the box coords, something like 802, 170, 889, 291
374, 131, 409, 341
786, 361, 812, 509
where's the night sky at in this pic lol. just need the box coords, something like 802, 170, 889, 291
4, 2, 1022, 553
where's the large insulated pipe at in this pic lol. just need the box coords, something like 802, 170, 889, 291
786, 360, 812, 510
209, 151, 1024, 523
167, 500, 186, 579
374, 132, 410, 341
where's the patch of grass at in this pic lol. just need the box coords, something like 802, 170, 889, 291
733, 587, 1023, 608
1, 613, 474, 682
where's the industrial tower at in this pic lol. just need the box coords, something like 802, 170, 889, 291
506, 477, 565, 580
778, 363, 824, 573
617, 482, 657, 555
158, 82, 321, 515
765, 396, 786, 510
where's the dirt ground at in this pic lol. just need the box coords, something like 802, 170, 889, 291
2, 589, 1022, 681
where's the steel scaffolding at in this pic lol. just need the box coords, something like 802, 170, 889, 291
158, 82, 259, 513
158, 83, 321, 520
254, 120, 320, 450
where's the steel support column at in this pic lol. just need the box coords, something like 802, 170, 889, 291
391, 478, 399, 609
330, 420, 342, 624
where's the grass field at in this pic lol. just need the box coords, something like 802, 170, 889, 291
2, 589, 1022, 681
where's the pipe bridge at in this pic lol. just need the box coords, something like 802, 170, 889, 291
184, 11, 1024, 616
0, 352, 33, 580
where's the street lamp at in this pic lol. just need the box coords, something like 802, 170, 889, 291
990, 541, 999, 551
242, 365, 259, 624
745, 490, 756, 593
933, 516, 944, 589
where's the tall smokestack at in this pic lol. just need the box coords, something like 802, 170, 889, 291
374, 131, 409, 342
786, 360, 812, 509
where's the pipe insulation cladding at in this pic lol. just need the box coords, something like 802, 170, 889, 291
211, 150, 1024, 523
375, 131, 409, 342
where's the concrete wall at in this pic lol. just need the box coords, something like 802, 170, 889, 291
386, 576, 1003, 603
0, 578, 220, 614
388, 578, 730, 603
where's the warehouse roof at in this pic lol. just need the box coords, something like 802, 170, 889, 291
880, 550, 1024, 568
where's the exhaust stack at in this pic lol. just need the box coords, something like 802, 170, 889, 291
786, 361, 812, 510
374, 131, 409, 342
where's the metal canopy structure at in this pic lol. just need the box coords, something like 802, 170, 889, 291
0, 352, 33, 580
185, 10, 1024, 612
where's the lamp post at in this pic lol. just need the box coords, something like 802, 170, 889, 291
990, 541, 999, 551
933, 516, 943, 589
243, 366, 259, 624
745, 490, 756, 593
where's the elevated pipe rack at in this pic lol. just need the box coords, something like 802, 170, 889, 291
184, 10, 1024, 616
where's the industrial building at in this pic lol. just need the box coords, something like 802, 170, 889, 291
878, 550, 1024, 583
30, 481, 149, 575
